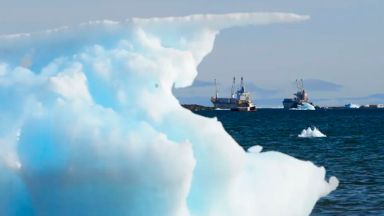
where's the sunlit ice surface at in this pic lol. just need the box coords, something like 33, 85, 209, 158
0, 13, 338, 216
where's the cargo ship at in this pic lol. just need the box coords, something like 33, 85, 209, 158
211, 77, 256, 111
282, 79, 315, 110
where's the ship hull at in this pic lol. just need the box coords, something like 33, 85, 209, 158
211, 97, 256, 111
283, 98, 297, 109
230, 106, 256, 111
282, 98, 315, 110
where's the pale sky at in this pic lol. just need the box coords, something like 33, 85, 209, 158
1, 0, 383, 107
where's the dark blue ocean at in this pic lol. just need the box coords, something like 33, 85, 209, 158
196, 109, 384, 215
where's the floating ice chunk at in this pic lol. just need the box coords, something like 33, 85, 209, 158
345, 103, 360, 109
298, 127, 327, 138
247, 145, 263, 153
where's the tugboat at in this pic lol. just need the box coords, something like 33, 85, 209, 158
211, 77, 256, 111
283, 79, 315, 110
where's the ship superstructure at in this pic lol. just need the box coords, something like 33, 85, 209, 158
211, 77, 256, 111
283, 79, 315, 110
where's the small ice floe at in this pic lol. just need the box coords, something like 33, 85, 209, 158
298, 127, 326, 138
345, 103, 360, 109
247, 145, 263, 153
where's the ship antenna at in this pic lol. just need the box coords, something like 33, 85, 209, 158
241, 77, 244, 89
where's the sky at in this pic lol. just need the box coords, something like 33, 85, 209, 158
1, 0, 383, 107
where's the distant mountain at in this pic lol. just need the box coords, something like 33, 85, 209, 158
302, 79, 343, 92
245, 83, 281, 96
191, 80, 215, 87
176, 96, 212, 106
369, 93, 384, 99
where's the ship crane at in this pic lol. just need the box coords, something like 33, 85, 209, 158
231, 77, 236, 98
296, 79, 304, 91
214, 79, 218, 99
240, 77, 245, 93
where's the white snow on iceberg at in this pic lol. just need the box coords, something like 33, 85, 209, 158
298, 127, 327, 138
0, 13, 337, 216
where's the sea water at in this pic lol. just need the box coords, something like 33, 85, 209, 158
197, 109, 384, 215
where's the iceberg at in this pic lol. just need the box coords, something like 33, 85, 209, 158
345, 103, 360, 109
0, 13, 337, 216
290, 102, 316, 110
298, 127, 327, 138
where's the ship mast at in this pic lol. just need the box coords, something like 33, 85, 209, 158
240, 77, 244, 92
214, 79, 218, 99
231, 77, 235, 98
296, 79, 304, 91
